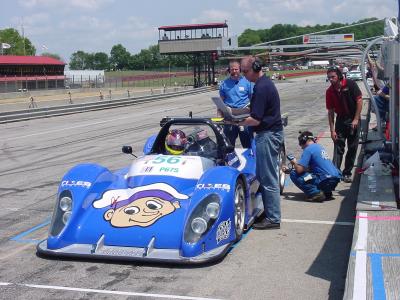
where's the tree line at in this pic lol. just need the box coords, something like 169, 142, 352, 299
69, 44, 192, 71
0, 18, 384, 70
238, 18, 383, 46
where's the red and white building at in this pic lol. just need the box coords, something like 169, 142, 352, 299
0, 55, 66, 93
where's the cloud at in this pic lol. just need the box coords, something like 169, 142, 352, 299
332, 2, 346, 14
280, 0, 324, 12
59, 16, 113, 31
191, 9, 231, 24
18, 0, 114, 10
56, 15, 156, 56
237, 0, 250, 9
6, 0, 397, 63
10, 13, 52, 36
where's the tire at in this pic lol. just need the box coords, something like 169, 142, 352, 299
278, 145, 286, 195
233, 179, 246, 241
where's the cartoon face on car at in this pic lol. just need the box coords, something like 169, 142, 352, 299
93, 183, 188, 228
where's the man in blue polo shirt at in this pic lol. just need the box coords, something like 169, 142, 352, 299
219, 60, 253, 148
238, 56, 283, 229
284, 131, 342, 202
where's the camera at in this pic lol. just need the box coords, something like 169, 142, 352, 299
287, 154, 295, 161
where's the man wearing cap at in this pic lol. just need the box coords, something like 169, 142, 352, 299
283, 131, 342, 202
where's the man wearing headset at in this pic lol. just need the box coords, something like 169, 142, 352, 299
326, 67, 362, 183
236, 56, 283, 230
283, 131, 342, 202
219, 60, 253, 148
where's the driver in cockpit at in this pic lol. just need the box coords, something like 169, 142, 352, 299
165, 129, 187, 155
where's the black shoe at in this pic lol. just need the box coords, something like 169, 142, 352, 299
324, 192, 334, 200
255, 212, 266, 223
253, 219, 280, 230
306, 192, 324, 202
343, 175, 352, 183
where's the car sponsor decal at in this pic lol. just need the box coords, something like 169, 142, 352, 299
196, 183, 231, 192
159, 167, 179, 173
216, 219, 231, 243
128, 155, 214, 179
61, 180, 91, 188
141, 166, 154, 173
93, 183, 188, 228
226, 152, 240, 167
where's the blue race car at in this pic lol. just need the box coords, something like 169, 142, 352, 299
37, 117, 286, 264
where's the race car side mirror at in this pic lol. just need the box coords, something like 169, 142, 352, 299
122, 146, 138, 158
122, 145, 133, 154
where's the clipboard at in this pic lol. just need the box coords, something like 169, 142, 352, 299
211, 97, 250, 121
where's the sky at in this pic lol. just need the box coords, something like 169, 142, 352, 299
0, 0, 398, 63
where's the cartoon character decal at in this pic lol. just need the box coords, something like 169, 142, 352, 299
93, 183, 189, 228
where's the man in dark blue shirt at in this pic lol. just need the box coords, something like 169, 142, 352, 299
284, 131, 342, 202
237, 56, 284, 229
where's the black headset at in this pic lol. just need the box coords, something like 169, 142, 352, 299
327, 66, 343, 80
252, 57, 262, 72
298, 131, 315, 146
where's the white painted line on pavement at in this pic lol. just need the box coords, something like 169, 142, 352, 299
14, 283, 223, 300
0, 282, 12, 286
355, 212, 368, 250
353, 212, 368, 300
4, 115, 140, 141
282, 218, 354, 226
353, 250, 367, 300
4, 105, 188, 141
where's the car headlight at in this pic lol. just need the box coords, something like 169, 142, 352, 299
62, 211, 72, 224
206, 202, 220, 219
191, 217, 208, 234
60, 196, 72, 212
184, 194, 221, 244
49, 190, 74, 236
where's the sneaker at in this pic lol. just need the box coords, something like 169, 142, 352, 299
307, 192, 324, 202
253, 219, 280, 230
324, 192, 334, 200
343, 175, 352, 183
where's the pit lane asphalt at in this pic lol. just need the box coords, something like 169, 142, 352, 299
0, 75, 356, 300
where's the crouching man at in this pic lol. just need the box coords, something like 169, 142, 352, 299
283, 131, 342, 202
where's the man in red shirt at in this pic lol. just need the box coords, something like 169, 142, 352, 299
326, 67, 362, 183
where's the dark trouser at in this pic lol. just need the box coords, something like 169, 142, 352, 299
333, 117, 360, 176
223, 125, 253, 148
290, 171, 340, 197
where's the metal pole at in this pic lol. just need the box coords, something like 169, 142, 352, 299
361, 36, 390, 140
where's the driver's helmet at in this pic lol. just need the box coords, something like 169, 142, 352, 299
165, 129, 187, 155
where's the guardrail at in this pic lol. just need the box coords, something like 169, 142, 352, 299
0, 86, 212, 124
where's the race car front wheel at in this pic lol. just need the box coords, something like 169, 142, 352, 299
234, 179, 245, 241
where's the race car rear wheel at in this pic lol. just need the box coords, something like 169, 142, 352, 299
278, 145, 287, 195
234, 179, 246, 241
